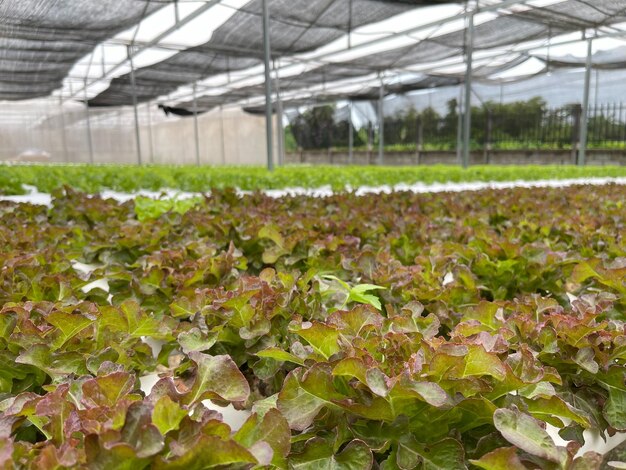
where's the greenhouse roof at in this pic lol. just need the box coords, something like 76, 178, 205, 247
0, 0, 174, 101
535, 45, 626, 70
2, 0, 626, 113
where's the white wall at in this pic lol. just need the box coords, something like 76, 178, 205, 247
0, 100, 277, 166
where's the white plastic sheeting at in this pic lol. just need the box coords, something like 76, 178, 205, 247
3, 177, 626, 206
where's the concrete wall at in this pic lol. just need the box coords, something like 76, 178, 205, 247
287, 149, 626, 166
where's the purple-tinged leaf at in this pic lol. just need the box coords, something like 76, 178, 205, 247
333, 357, 368, 383
121, 402, 164, 458
153, 435, 257, 469
16, 345, 87, 378
81, 372, 137, 408
365, 368, 389, 398
289, 438, 373, 470
177, 328, 217, 354
430, 344, 506, 382
46, 311, 93, 350
85, 435, 150, 470
291, 322, 341, 360
33, 384, 75, 446
525, 396, 590, 428
0, 439, 13, 468
493, 408, 564, 464
469, 447, 526, 470
234, 409, 290, 467
277, 365, 344, 431
598, 368, 626, 431
396, 436, 467, 470
389, 378, 450, 408
256, 347, 306, 366
571, 452, 603, 470
328, 306, 383, 338
574, 347, 599, 374
184, 352, 250, 405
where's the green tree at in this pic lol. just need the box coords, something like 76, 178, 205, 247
290, 105, 364, 150
291, 106, 336, 149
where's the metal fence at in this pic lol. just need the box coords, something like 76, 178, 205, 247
288, 102, 626, 153
387, 103, 626, 151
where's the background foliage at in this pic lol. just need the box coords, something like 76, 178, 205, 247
1, 164, 626, 196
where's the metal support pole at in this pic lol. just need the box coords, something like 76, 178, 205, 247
223, 59, 230, 165
273, 60, 285, 166
367, 123, 373, 164
378, 76, 385, 165
462, 12, 475, 168
594, 69, 600, 108
59, 96, 69, 162
262, 0, 274, 171
276, 102, 285, 166
456, 85, 463, 164
192, 83, 200, 166
101, 45, 106, 76
416, 116, 423, 165
219, 106, 226, 165
347, 0, 353, 49
484, 108, 493, 164
579, 37, 593, 166
83, 79, 94, 164
147, 101, 154, 163
348, 101, 354, 164
127, 45, 142, 165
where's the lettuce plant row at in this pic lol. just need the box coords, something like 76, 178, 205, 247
2, 164, 626, 195
0, 184, 625, 469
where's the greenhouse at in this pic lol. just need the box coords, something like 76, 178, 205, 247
3, 0, 626, 166
1, 1, 626, 469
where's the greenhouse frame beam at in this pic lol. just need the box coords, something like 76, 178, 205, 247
578, 36, 593, 166
128, 45, 143, 165
77, 0, 614, 121
279, 0, 534, 76
147, 101, 155, 163
83, 79, 94, 164
70, 0, 224, 100
378, 75, 385, 165
263, 23, 620, 101
233, 26, 610, 112
262, 0, 274, 171
462, 11, 475, 169
82, 50, 96, 164
348, 101, 354, 164
318, 0, 524, 59
274, 61, 286, 166
456, 85, 463, 164
276, 99, 285, 166
220, 106, 227, 164
59, 96, 69, 162
193, 83, 201, 166
166, 0, 536, 106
